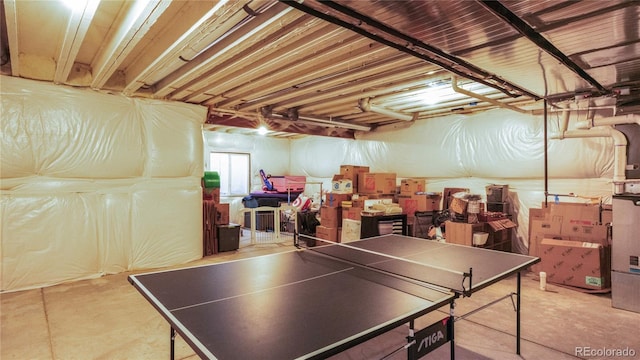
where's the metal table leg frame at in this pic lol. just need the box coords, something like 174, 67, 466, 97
170, 327, 176, 360
517, 272, 521, 355
450, 301, 455, 360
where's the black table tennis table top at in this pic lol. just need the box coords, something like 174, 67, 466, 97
128, 234, 539, 360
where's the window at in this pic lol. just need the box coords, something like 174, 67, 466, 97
208, 152, 250, 196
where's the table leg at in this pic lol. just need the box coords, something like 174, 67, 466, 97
171, 327, 176, 360
516, 272, 521, 355
450, 300, 455, 360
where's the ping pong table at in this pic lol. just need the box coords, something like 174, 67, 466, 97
128, 234, 539, 359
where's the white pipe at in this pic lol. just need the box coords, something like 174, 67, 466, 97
558, 109, 570, 138
359, 98, 417, 121
269, 113, 371, 132
451, 76, 533, 114
575, 114, 640, 129
550, 127, 628, 194
210, 107, 371, 131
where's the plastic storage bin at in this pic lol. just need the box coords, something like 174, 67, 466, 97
217, 223, 240, 252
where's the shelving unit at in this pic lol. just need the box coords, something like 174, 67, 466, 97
360, 214, 407, 239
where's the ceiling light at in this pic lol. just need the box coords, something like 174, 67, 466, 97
60, 0, 89, 13
257, 126, 269, 135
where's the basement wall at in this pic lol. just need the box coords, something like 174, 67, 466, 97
1, 76, 207, 292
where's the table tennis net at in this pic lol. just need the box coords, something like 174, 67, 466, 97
304, 237, 473, 296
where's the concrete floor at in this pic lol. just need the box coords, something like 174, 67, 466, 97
2, 241, 639, 360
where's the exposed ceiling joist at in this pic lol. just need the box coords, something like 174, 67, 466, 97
91, 0, 171, 88
2, 0, 639, 138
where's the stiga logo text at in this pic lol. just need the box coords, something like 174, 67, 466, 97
418, 330, 445, 352
412, 317, 450, 359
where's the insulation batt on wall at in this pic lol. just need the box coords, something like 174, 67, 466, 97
1, 76, 207, 292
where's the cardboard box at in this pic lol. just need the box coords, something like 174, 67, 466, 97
321, 206, 342, 228
444, 221, 484, 246
398, 196, 419, 217
561, 224, 609, 245
539, 238, 611, 290
325, 193, 351, 207
443, 187, 469, 209
351, 197, 367, 208
340, 165, 370, 192
215, 203, 230, 225
316, 225, 339, 243
486, 219, 517, 252
342, 207, 363, 221
341, 219, 361, 243
400, 178, 426, 195
486, 184, 509, 202
331, 174, 353, 194
529, 218, 563, 270
340, 165, 370, 179
547, 202, 600, 227
487, 218, 517, 232
424, 193, 442, 211
358, 173, 397, 194
449, 197, 467, 215
398, 193, 442, 213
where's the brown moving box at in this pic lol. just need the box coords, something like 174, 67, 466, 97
340, 165, 370, 192
358, 173, 397, 194
486, 219, 517, 252
449, 197, 467, 215
214, 203, 230, 225
316, 225, 339, 243
400, 178, 426, 195
539, 238, 611, 290
443, 187, 469, 209
342, 207, 363, 221
444, 221, 484, 246
331, 174, 353, 194
325, 193, 351, 207
528, 203, 609, 272
321, 206, 342, 228
397, 196, 418, 217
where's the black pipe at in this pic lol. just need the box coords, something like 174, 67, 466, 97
279, 0, 539, 100
478, 0, 609, 95
544, 99, 548, 207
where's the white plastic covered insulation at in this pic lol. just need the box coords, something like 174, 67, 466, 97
1, 76, 207, 292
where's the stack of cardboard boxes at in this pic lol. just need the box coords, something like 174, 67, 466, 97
317, 165, 407, 243
316, 165, 368, 243
529, 202, 612, 290
443, 186, 517, 252
203, 188, 232, 256
316, 170, 449, 243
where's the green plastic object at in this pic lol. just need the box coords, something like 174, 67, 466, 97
203, 171, 220, 188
